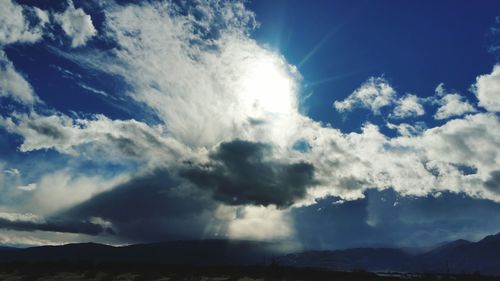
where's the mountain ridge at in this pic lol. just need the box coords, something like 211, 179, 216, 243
1, 233, 500, 275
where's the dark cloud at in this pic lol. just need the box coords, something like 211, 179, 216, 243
181, 140, 316, 208
484, 170, 500, 194
0, 217, 111, 235
61, 169, 221, 242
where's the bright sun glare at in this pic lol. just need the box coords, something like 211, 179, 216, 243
240, 55, 297, 117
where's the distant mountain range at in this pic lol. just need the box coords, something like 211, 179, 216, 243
279, 233, 500, 275
1, 233, 500, 275
0, 240, 278, 265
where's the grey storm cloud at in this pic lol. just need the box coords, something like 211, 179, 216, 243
61, 169, 221, 242
180, 140, 316, 208
0, 217, 111, 236
484, 170, 500, 194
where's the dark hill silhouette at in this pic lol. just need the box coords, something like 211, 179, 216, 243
277, 248, 411, 272
279, 233, 500, 275
1, 233, 500, 275
412, 233, 500, 275
0, 240, 278, 265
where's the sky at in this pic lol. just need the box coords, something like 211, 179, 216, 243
0, 0, 500, 250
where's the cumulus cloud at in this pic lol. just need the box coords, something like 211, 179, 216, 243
0, 0, 48, 45
334, 77, 396, 114
0, 50, 39, 105
387, 122, 426, 137
392, 94, 425, 118
181, 140, 316, 208
291, 112, 500, 205
55, 0, 96, 48
433, 84, 476, 120
434, 94, 477, 120
474, 65, 500, 112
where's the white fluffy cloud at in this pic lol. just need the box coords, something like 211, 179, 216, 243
55, 0, 96, 48
0, 50, 38, 104
434, 94, 477, 120
334, 77, 396, 114
392, 94, 425, 118
0, 0, 45, 106
0, 0, 48, 46
293, 112, 500, 205
433, 84, 477, 120
475, 65, 500, 112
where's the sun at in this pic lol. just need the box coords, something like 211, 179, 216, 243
239, 53, 298, 118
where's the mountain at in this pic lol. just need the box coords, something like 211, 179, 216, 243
1, 233, 500, 275
277, 248, 412, 272
412, 233, 500, 275
0, 240, 279, 265
278, 233, 500, 275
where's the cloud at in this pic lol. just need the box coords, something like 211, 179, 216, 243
55, 0, 300, 148
61, 169, 226, 242
392, 94, 425, 118
434, 94, 477, 120
16, 183, 36, 191
224, 205, 294, 241
17, 168, 128, 216
0, 50, 39, 105
474, 65, 500, 112
55, 0, 96, 48
59, 168, 299, 243
0, 0, 48, 46
3, 168, 20, 176
0, 112, 189, 166
292, 112, 500, 205
77, 82, 109, 97
387, 122, 426, 137
0, 212, 111, 235
432, 84, 476, 120
484, 170, 500, 194
334, 77, 396, 115
2, 0, 500, 245
181, 140, 316, 208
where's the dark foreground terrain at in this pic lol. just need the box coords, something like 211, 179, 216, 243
0, 263, 499, 281
2, 233, 500, 276
1, 233, 500, 280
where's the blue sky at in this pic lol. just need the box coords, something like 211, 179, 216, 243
250, 0, 500, 132
1, 0, 500, 249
